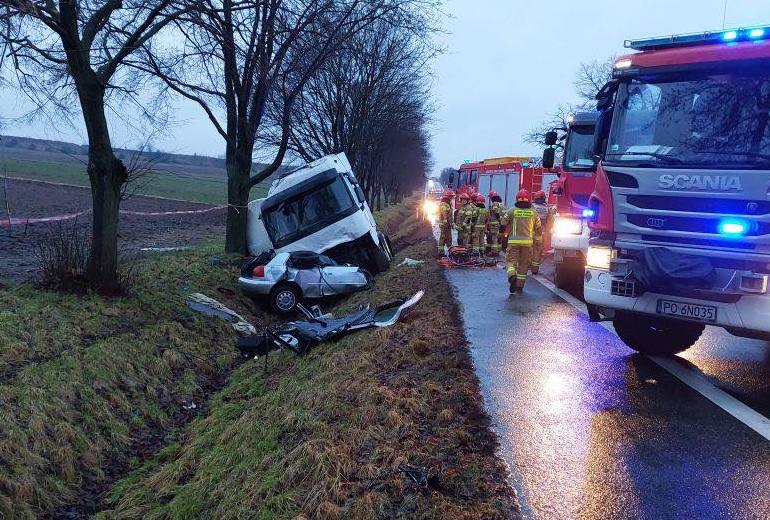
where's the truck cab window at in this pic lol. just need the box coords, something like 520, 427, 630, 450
606, 73, 770, 167
262, 175, 356, 244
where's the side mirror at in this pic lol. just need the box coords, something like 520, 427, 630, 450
448, 170, 456, 187
542, 147, 556, 169
544, 131, 558, 146
354, 185, 366, 204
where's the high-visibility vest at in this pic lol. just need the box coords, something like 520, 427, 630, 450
505, 208, 542, 245
439, 201, 452, 226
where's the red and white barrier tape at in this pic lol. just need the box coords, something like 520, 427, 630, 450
0, 205, 226, 227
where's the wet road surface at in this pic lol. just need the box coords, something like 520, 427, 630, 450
444, 261, 770, 520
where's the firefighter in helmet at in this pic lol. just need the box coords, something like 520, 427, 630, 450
454, 192, 473, 247
472, 193, 488, 254
437, 190, 454, 258
502, 189, 542, 293
487, 191, 506, 255
531, 190, 555, 274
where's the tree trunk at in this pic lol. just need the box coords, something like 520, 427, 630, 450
224, 146, 253, 254
80, 88, 127, 291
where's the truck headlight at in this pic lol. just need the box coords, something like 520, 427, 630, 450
553, 216, 582, 236
423, 200, 438, 214
586, 245, 616, 270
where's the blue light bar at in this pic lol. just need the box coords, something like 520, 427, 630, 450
582, 209, 595, 218
625, 25, 770, 50
718, 218, 749, 236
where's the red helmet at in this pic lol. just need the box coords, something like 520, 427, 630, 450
516, 189, 530, 203
459, 192, 470, 201
474, 194, 485, 204
534, 190, 546, 201
442, 190, 455, 201
488, 191, 500, 199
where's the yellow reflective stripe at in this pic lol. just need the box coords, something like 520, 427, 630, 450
508, 238, 533, 244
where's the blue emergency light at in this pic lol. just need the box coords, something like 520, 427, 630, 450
718, 218, 749, 236
582, 209, 595, 218
625, 25, 770, 50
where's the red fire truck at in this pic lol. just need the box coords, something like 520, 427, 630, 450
543, 112, 599, 291
448, 157, 555, 208
584, 26, 770, 355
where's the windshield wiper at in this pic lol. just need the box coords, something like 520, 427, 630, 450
689, 150, 770, 163
605, 151, 683, 164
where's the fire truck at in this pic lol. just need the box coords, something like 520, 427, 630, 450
448, 157, 555, 208
584, 26, 770, 355
543, 112, 599, 291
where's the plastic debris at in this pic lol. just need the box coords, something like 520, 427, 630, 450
399, 258, 425, 266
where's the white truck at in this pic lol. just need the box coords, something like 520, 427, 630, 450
246, 153, 393, 273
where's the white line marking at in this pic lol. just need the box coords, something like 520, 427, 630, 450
534, 274, 770, 442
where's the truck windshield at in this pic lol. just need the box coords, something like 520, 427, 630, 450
564, 125, 596, 170
263, 174, 356, 244
606, 72, 770, 168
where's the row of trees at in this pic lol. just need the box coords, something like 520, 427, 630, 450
0, 0, 440, 290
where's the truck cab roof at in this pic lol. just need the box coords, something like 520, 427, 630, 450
268, 153, 353, 195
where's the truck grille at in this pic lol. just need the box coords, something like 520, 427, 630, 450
628, 215, 770, 236
627, 195, 770, 216
640, 234, 756, 250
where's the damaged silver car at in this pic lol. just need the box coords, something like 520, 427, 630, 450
239, 250, 373, 315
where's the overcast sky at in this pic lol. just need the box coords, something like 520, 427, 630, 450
1, 0, 767, 175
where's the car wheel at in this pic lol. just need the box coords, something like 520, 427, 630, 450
612, 312, 704, 355
270, 283, 301, 316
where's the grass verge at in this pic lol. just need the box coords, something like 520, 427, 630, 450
0, 197, 519, 519
97, 199, 519, 519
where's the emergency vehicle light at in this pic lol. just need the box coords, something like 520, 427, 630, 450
582, 209, 595, 218
625, 25, 770, 50
718, 218, 748, 236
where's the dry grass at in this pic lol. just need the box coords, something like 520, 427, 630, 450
95, 196, 519, 520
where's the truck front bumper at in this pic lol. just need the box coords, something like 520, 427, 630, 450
584, 267, 770, 333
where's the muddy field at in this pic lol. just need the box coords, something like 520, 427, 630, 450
0, 178, 227, 282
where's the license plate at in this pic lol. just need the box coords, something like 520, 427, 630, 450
656, 299, 717, 323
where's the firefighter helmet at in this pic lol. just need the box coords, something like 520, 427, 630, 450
516, 189, 530, 203
459, 192, 470, 201
488, 190, 500, 199
442, 190, 455, 201
474, 194, 485, 204
533, 190, 546, 201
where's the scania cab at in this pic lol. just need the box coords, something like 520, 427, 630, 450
542, 111, 599, 291
584, 27, 770, 355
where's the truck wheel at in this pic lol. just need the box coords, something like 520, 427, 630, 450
269, 283, 301, 316
371, 248, 390, 274
612, 312, 704, 356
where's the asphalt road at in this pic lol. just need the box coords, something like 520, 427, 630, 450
443, 258, 770, 520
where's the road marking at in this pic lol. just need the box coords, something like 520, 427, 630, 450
534, 274, 770, 442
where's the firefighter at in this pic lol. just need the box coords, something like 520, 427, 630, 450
487, 191, 506, 255
437, 190, 454, 258
472, 193, 488, 254
502, 189, 542, 293
531, 190, 554, 274
454, 192, 473, 247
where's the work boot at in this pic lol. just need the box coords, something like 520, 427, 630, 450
509, 280, 517, 293
531, 266, 539, 275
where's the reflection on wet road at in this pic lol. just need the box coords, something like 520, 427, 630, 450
444, 266, 770, 520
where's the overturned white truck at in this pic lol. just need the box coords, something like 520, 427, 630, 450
247, 153, 393, 273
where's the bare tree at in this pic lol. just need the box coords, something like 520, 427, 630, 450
277, 17, 435, 208
137, 0, 440, 254
524, 56, 615, 149
0, 1, 180, 291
